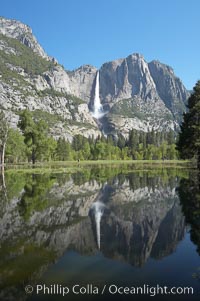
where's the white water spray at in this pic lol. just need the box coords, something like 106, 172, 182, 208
92, 71, 104, 119
90, 201, 105, 249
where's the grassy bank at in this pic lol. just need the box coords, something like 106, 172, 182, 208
3, 159, 191, 174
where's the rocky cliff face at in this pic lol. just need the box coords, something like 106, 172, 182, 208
0, 17, 101, 140
0, 17, 49, 59
68, 65, 97, 104
99, 54, 189, 109
0, 16, 190, 138
148, 60, 189, 122
100, 54, 158, 103
98, 54, 190, 135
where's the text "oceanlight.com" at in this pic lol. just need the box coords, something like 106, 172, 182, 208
24, 283, 194, 297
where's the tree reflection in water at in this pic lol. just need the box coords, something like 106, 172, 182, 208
178, 172, 200, 256
0, 167, 200, 300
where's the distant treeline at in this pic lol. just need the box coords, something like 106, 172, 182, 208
4, 110, 178, 163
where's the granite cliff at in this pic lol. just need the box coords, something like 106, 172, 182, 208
0, 17, 100, 141
0, 16, 190, 139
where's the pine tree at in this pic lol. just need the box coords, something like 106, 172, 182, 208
177, 81, 200, 169
117, 133, 126, 150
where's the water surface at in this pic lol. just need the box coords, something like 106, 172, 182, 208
0, 165, 199, 300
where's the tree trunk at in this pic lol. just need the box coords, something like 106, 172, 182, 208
197, 149, 200, 189
31, 134, 36, 165
2, 142, 6, 166
32, 150, 36, 165
1, 165, 5, 188
0, 166, 8, 201
198, 149, 200, 171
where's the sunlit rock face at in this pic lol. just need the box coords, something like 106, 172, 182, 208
68, 65, 97, 103
0, 17, 101, 141
0, 16, 190, 138
99, 54, 157, 103
148, 60, 189, 119
0, 17, 49, 59
98, 54, 189, 135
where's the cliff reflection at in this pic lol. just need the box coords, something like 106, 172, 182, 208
0, 168, 189, 300
89, 173, 185, 266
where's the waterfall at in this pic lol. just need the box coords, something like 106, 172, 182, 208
92, 71, 103, 119
95, 209, 103, 249
90, 201, 105, 249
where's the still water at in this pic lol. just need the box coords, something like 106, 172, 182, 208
0, 165, 200, 300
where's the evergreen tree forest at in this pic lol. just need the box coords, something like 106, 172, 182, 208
1, 109, 178, 164
176, 80, 200, 169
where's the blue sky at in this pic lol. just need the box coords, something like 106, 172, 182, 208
1, 0, 200, 89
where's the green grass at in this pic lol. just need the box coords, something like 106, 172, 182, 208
4, 159, 190, 174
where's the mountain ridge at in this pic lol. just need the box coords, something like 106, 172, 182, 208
0, 16, 190, 139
